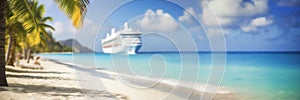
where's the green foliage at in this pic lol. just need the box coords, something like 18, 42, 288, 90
6, 0, 90, 54
49, 43, 73, 52
31, 34, 73, 53
9, 0, 38, 34
54, 0, 89, 28
8, 0, 49, 47
6, 0, 73, 54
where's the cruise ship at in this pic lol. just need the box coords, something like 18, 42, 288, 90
101, 23, 142, 54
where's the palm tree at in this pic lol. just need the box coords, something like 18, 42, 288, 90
24, 1, 54, 63
7, 0, 47, 64
0, 0, 89, 86
5, 9, 26, 65
0, 0, 8, 86
5, 1, 54, 64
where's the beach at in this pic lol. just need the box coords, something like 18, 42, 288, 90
2, 0, 299, 100
37, 53, 300, 100
1, 60, 128, 100
0, 58, 238, 100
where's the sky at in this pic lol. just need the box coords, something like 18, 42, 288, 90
39, 0, 300, 52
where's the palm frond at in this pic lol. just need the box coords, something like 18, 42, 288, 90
42, 16, 53, 22
9, 0, 38, 33
26, 29, 40, 46
39, 23, 55, 31
54, 0, 90, 28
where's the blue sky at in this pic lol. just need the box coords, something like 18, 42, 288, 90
39, 0, 300, 52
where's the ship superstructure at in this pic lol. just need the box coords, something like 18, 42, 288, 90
101, 23, 142, 54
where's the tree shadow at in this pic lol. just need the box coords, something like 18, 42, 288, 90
0, 87, 8, 91
6, 74, 72, 80
1, 83, 120, 98
6, 68, 67, 74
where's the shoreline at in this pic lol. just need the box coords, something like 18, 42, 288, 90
1, 55, 238, 100
45, 59, 185, 100
43, 58, 238, 100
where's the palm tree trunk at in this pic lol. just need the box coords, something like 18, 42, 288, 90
7, 32, 16, 66
5, 32, 12, 62
22, 32, 27, 60
23, 48, 26, 59
26, 48, 31, 63
0, 0, 8, 86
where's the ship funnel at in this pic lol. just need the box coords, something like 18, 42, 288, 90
111, 28, 115, 34
106, 33, 110, 38
124, 22, 129, 30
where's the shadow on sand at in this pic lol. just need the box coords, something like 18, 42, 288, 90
6, 74, 72, 80
1, 83, 117, 98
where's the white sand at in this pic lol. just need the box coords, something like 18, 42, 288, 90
0, 60, 238, 100
0, 60, 182, 100
58, 61, 184, 100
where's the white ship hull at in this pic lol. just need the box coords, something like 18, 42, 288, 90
102, 44, 141, 55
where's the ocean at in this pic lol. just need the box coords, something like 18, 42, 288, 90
38, 52, 300, 100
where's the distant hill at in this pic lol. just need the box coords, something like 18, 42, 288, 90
59, 39, 93, 53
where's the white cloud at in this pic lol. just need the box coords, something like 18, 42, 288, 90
200, 0, 268, 26
53, 22, 64, 34
178, 7, 197, 24
52, 18, 98, 38
241, 17, 273, 32
52, 21, 77, 34
250, 17, 273, 26
206, 28, 230, 37
200, 8, 237, 26
207, 0, 268, 17
241, 25, 257, 32
51, 21, 75, 40
51, 21, 79, 40
137, 9, 178, 32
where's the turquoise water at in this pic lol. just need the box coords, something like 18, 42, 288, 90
38, 52, 300, 100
